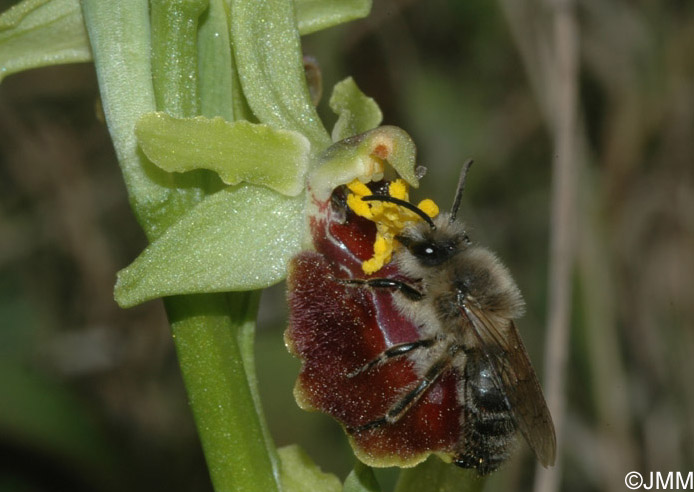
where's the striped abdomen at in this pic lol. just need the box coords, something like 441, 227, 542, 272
454, 351, 516, 475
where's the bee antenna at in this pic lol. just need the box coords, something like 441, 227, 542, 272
449, 159, 473, 223
361, 195, 436, 230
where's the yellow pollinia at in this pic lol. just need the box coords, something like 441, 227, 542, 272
346, 178, 439, 274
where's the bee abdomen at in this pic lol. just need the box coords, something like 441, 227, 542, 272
455, 357, 516, 474
456, 407, 515, 474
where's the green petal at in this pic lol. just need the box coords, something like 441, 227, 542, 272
310, 125, 420, 202
343, 462, 381, 492
229, 0, 331, 150
295, 0, 372, 36
136, 112, 310, 196
114, 185, 303, 308
330, 76, 383, 142
278, 445, 342, 492
0, 0, 91, 83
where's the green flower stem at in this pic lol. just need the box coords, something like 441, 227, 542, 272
83, 0, 281, 490
166, 293, 279, 492
198, 0, 235, 120
231, 292, 279, 467
150, 0, 208, 118
149, 3, 280, 491
150, 0, 215, 197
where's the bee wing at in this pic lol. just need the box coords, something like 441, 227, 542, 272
462, 303, 557, 467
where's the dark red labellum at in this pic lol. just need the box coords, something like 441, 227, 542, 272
286, 182, 461, 466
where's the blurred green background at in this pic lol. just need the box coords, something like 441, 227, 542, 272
1, 0, 692, 491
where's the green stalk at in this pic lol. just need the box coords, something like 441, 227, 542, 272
198, 0, 235, 120
166, 293, 279, 492
82, 0, 280, 490
149, 0, 211, 198
149, 2, 280, 491
230, 291, 278, 460
150, 0, 207, 117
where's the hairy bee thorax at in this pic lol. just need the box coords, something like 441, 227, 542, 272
396, 221, 526, 322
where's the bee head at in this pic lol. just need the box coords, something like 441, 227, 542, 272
396, 215, 471, 267
360, 159, 475, 269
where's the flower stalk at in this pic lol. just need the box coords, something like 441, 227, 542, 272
80, 0, 283, 490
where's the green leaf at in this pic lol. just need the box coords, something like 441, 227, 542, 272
295, 0, 372, 36
278, 445, 342, 492
343, 462, 381, 492
81, 0, 189, 240
394, 456, 486, 492
0, 0, 91, 83
136, 112, 311, 196
114, 184, 303, 307
330, 76, 383, 142
229, 0, 331, 150
310, 125, 420, 202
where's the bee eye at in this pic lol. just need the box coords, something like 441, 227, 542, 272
412, 242, 436, 257
411, 240, 456, 266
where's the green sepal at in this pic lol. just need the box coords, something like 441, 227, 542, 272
295, 0, 372, 36
0, 0, 91, 83
278, 445, 342, 492
229, 0, 331, 150
114, 185, 303, 308
343, 462, 381, 492
309, 125, 420, 202
330, 76, 382, 142
136, 112, 311, 196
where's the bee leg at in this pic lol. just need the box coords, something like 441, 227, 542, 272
346, 339, 436, 378
336, 277, 423, 301
348, 351, 454, 433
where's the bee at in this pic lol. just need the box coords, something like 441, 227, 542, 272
338, 161, 556, 474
